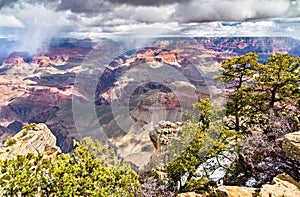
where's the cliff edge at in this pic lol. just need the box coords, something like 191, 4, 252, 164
0, 123, 61, 160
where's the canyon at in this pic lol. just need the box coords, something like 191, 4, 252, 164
0, 37, 299, 169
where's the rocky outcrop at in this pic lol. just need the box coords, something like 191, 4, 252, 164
135, 48, 184, 67
149, 121, 182, 150
32, 55, 51, 67
177, 192, 205, 197
0, 123, 61, 159
217, 186, 259, 197
146, 121, 182, 180
216, 173, 300, 197
276, 131, 300, 162
259, 173, 300, 197
2, 52, 25, 66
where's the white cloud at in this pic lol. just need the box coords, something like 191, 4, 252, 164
113, 5, 174, 23
0, 15, 24, 28
173, 0, 293, 23
175, 20, 300, 39
1, 2, 74, 54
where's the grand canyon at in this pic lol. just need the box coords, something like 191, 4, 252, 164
0, 37, 299, 169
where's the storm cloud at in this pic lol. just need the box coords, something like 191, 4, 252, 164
1, 0, 299, 23
0, 0, 300, 54
174, 0, 296, 22
109, 0, 189, 6
57, 0, 112, 14
56, 0, 300, 22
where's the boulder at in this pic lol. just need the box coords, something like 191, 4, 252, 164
177, 192, 206, 197
0, 123, 61, 159
276, 131, 300, 162
216, 186, 259, 197
259, 173, 300, 197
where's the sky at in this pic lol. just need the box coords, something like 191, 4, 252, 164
0, 0, 300, 53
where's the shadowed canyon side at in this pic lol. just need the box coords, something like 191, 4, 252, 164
0, 37, 300, 168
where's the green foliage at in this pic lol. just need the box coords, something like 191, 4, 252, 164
23, 123, 37, 131
0, 137, 140, 196
166, 99, 237, 192
6, 137, 16, 146
216, 52, 300, 187
21, 130, 28, 137
165, 53, 300, 193
20, 123, 37, 137
217, 52, 300, 133
254, 53, 300, 113
215, 52, 260, 133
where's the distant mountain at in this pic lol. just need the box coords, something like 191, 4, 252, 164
49, 37, 95, 48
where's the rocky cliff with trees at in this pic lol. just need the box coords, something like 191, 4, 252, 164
0, 52, 299, 196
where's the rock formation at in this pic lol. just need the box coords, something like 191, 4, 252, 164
259, 173, 300, 197
149, 121, 182, 150
217, 186, 259, 197
2, 52, 25, 66
276, 131, 300, 162
145, 121, 182, 180
0, 123, 61, 160
216, 173, 300, 197
177, 192, 205, 197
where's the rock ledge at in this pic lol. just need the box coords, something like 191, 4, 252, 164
0, 123, 61, 160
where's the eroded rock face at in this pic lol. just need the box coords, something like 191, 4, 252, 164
149, 121, 182, 150
177, 192, 205, 197
0, 123, 61, 160
2, 52, 25, 66
217, 186, 259, 197
146, 121, 182, 179
276, 131, 300, 162
259, 173, 300, 197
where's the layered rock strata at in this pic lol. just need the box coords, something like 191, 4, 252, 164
0, 123, 61, 160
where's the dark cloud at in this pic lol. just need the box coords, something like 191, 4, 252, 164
50, 0, 300, 23
57, 0, 113, 13
0, 0, 59, 9
56, 0, 184, 14
108, 0, 189, 6
0, 0, 185, 12
0, 0, 19, 8
2, 0, 298, 22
